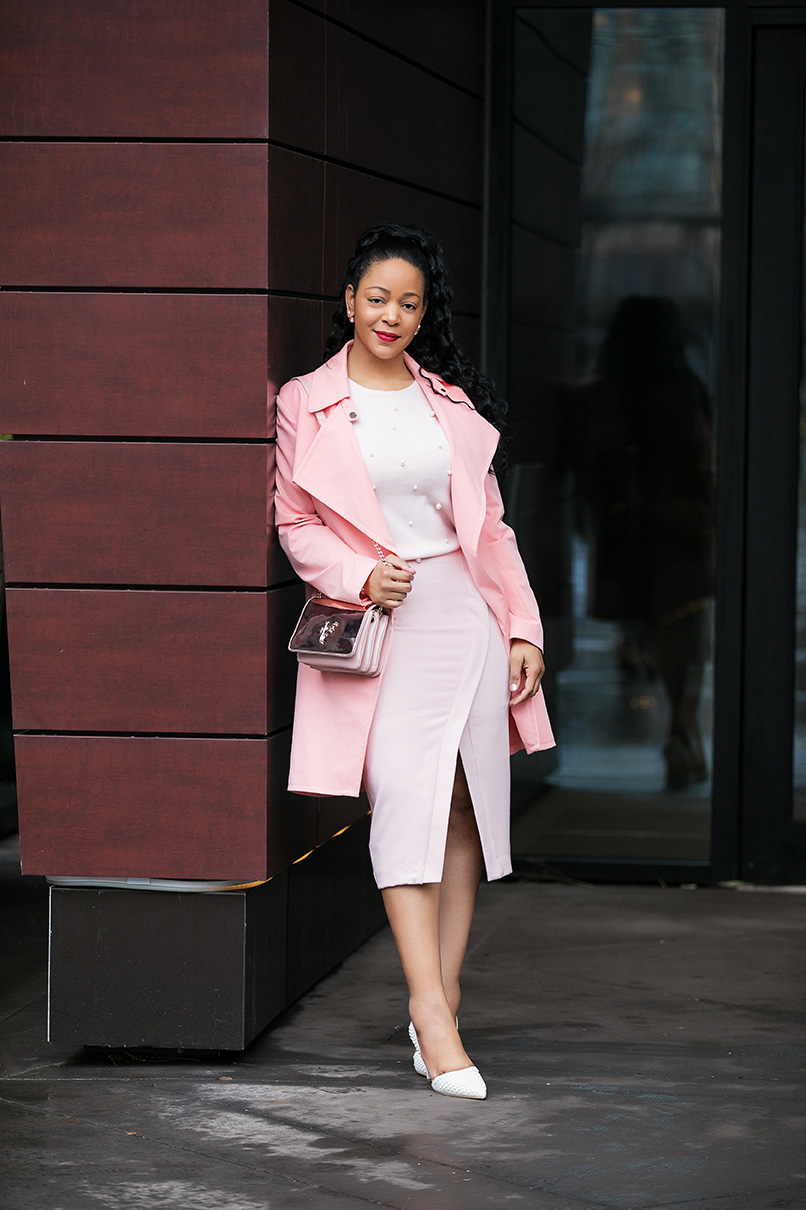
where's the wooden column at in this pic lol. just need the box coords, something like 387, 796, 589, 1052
0, 0, 486, 1047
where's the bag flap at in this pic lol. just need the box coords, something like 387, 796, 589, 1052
289, 598, 373, 657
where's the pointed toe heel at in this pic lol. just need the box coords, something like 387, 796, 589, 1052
408, 1017, 464, 1083
430, 1065, 487, 1100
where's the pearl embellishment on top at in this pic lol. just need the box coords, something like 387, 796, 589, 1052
347, 378, 458, 561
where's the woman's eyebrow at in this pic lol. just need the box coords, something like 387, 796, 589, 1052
363, 285, 421, 300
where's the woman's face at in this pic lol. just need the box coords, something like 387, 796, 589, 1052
346, 257, 427, 364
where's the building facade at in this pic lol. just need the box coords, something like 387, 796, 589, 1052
0, 0, 803, 1048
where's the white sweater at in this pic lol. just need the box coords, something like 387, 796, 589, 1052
349, 378, 461, 561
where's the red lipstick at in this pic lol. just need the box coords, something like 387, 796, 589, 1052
375, 331, 399, 343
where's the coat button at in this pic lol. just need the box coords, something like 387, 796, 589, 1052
349, 411, 357, 419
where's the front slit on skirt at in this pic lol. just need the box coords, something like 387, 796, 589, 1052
363, 548, 512, 888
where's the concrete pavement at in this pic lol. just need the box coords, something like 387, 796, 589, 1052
1, 834, 804, 1209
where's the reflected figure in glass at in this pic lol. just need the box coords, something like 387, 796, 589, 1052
572, 295, 715, 790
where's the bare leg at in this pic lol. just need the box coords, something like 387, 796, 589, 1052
381, 761, 483, 1079
439, 760, 484, 1019
382, 882, 470, 1077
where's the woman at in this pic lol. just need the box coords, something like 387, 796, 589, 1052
275, 223, 554, 1099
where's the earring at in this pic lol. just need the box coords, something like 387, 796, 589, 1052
348, 314, 354, 322
415, 324, 421, 333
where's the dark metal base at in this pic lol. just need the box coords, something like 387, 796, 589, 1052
287, 813, 388, 1004
48, 816, 386, 1050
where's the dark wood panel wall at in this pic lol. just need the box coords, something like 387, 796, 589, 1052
0, 0, 486, 1047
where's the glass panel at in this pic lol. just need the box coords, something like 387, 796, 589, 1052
507, 8, 723, 861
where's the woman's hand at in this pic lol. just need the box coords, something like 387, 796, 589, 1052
509, 639, 544, 705
363, 554, 415, 609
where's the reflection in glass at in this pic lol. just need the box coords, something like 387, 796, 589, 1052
572, 297, 715, 790
577, 9, 723, 392
508, 8, 723, 861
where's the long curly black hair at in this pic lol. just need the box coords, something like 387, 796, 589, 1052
325, 223, 508, 451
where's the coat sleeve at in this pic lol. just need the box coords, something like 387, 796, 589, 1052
482, 471, 545, 651
274, 379, 379, 604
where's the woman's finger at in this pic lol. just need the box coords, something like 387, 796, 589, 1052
384, 584, 409, 607
523, 665, 541, 697
384, 553, 413, 570
383, 555, 415, 578
510, 659, 544, 705
383, 581, 411, 599
384, 572, 413, 594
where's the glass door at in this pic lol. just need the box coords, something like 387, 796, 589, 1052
504, 7, 723, 873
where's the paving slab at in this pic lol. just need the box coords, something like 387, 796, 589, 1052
0, 834, 804, 1210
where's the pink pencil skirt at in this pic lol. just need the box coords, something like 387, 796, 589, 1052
363, 548, 513, 889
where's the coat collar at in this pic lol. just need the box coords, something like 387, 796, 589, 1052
305, 342, 478, 414
296, 342, 500, 556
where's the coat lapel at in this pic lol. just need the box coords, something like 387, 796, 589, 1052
409, 358, 500, 556
292, 346, 399, 554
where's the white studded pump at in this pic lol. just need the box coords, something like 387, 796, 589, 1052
408, 1018, 486, 1098
409, 1016, 459, 1074
431, 1066, 487, 1100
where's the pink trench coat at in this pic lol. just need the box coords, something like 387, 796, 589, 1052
274, 342, 556, 797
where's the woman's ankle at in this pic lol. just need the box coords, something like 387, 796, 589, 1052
442, 982, 461, 1020
408, 993, 454, 1028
